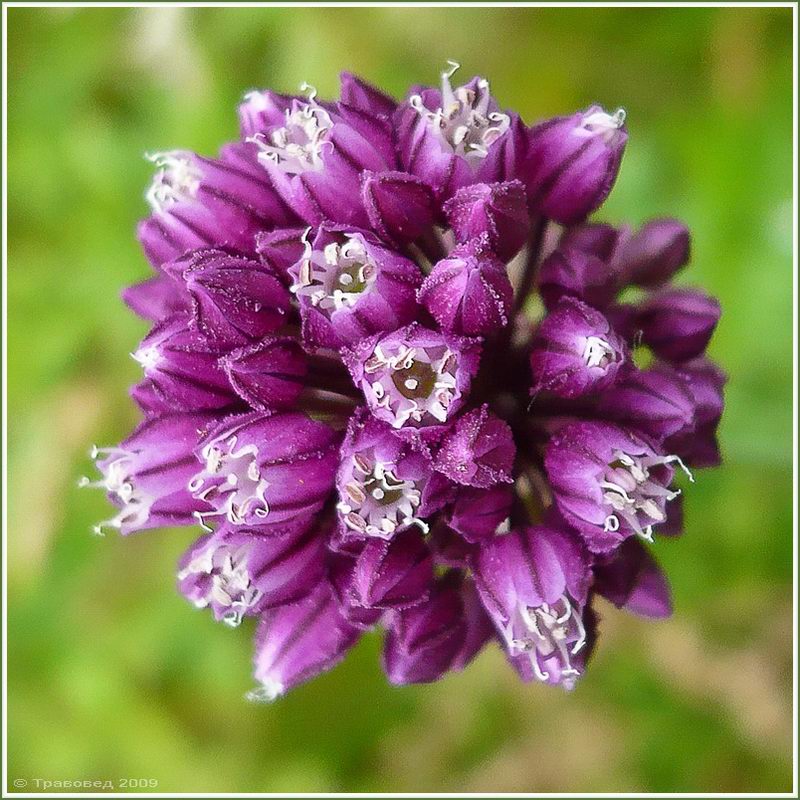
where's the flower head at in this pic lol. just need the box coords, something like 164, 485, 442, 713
87, 65, 723, 698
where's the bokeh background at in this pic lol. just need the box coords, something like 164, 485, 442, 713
6, 5, 795, 794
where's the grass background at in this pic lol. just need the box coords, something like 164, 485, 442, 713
6, 5, 795, 794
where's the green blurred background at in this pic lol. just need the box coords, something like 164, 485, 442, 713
6, 5, 794, 794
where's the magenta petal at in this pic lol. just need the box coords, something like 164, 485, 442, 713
545, 421, 683, 552
190, 410, 340, 527
221, 337, 308, 410
382, 572, 468, 685
593, 538, 673, 618
340, 71, 398, 118
168, 248, 292, 348
637, 287, 721, 363
397, 72, 521, 199
287, 224, 422, 349
447, 484, 514, 543
137, 146, 294, 268
251, 96, 392, 227
538, 245, 621, 311
327, 549, 385, 630
559, 221, 624, 262
122, 274, 188, 322
255, 227, 307, 282
335, 409, 438, 540
251, 582, 360, 700
619, 218, 691, 288
361, 170, 436, 245
597, 363, 696, 441
666, 357, 726, 467
351, 530, 434, 609
132, 314, 236, 411
343, 323, 481, 430
238, 89, 296, 138
450, 578, 494, 671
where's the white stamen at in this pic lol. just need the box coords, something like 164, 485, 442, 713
604, 514, 620, 532
512, 595, 584, 688
444, 60, 460, 80
583, 336, 615, 369
145, 151, 202, 213
246, 678, 285, 703
178, 539, 262, 626
189, 440, 270, 525
248, 97, 333, 175
337, 451, 426, 539
599, 449, 689, 541
80, 446, 158, 534
579, 107, 627, 143
131, 345, 162, 371
299, 81, 318, 101
412, 61, 510, 167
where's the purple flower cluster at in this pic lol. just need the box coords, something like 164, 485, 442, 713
84, 65, 725, 697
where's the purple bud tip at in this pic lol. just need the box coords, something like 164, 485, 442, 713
418, 237, 513, 336
168, 248, 292, 348
443, 181, 530, 260
637, 288, 721, 362
351, 530, 434, 610
361, 171, 436, 244
221, 337, 308, 411
593, 538, 673, 619
620, 218, 691, 287
525, 105, 628, 225
433, 405, 515, 488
